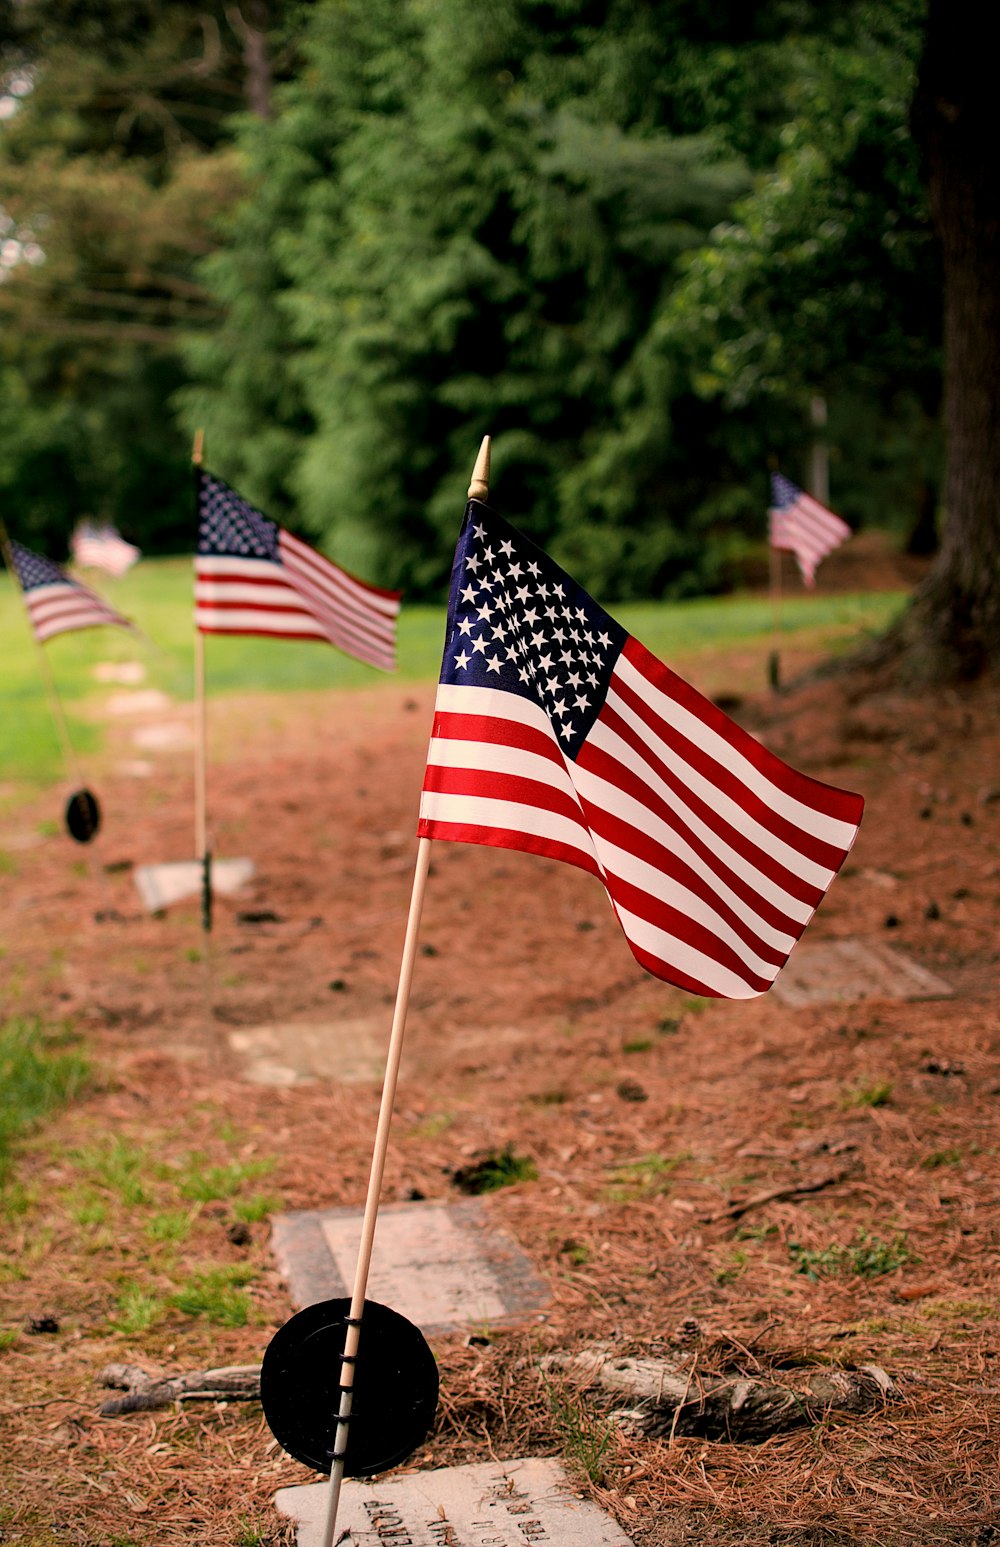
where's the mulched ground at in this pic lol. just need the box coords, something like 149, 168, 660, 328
0, 589, 997, 1546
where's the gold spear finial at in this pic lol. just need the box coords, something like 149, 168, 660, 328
467, 435, 491, 502
192, 428, 204, 467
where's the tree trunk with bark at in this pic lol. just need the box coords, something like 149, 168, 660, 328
889, 0, 1000, 679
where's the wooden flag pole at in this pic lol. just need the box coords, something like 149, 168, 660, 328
192, 430, 208, 864
768, 540, 783, 692
319, 836, 433, 1547
0, 517, 85, 788
468, 434, 491, 501
318, 440, 490, 1547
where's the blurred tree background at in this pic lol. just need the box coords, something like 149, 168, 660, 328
1, 0, 938, 599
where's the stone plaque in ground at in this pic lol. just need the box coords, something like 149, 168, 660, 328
275, 1457, 635, 1546
228, 1014, 396, 1087
270, 1198, 550, 1334
134, 857, 254, 912
770, 938, 952, 1007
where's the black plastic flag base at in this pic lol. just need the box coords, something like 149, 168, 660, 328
65, 788, 101, 844
767, 650, 781, 692
260, 1297, 438, 1478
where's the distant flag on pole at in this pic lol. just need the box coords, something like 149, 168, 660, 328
71, 522, 140, 578
768, 472, 852, 588
7, 541, 133, 643
418, 500, 863, 1000
194, 470, 401, 670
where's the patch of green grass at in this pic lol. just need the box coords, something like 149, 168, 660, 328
0, 1018, 89, 1191
714, 1248, 748, 1285
73, 1138, 155, 1206
172, 1265, 257, 1327
0, 563, 909, 787
408, 1112, 454, 1139
178, 1155, 273, 1202
921, 1147, 963, 1169
114, 1283, 164, 1335
735, 1220, 779, 1241
451, 1147, 537, 1194
622, 1037, 654, 1053
604, 1151, 690, 1202
789, 1228, 915, 1282
232, 1193, 280, 1224
145, 1208, 194, 1243
234, 1518, 268, 1547
919, 1298, 994, 1324
843, 1079, 894, 1109
0, 849, 18, 876
0, 1328, 17, 1352
527, 1088, 568, 1106
545, 1376, 615, 1486
67, 1191, 107, 1228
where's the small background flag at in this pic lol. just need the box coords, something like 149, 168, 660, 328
71, 522, 140, 578
194, 470, 401, 670
418, 501, 864, 1000
768, 472, 852, 587
8, 540, 133, 643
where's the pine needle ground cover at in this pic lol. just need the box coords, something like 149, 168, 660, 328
0, 552, 996, 1547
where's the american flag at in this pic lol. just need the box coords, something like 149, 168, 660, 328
194, 470, 401, 670
768, 472, 852, 587
71, 522, 140, 578
8, 540, 133, 644
418, 501, 864, 999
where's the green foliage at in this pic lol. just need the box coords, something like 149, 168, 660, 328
789, 1228, 915, 1281
171, 1264, 256, 1326
545, 1376, 615, 1486
0, 1017, 88, 1187
451, 1146, 537, 1194
921, 1147, 962, 1169
178, 1155, 273, 1202
0, 3, 297, 553
3, 2, 937, 599
843, 1079, 894, 1108
604, 1150, 690, 1201
114, 1282, 164, 1336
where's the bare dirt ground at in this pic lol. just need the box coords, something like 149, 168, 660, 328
1, 555, 998, 1547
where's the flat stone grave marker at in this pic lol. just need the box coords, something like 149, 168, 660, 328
131, 720, 193, 750
275, 1457, 635, 1547
270, 1198, 550, 1335
228, 1014, 395, 1087
103, 688, 172, 716
771, 938, 952, 1008
92, 661, 146, 684
133, 857, 255, 912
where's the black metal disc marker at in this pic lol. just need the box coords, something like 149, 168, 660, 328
260, 1297, 438, 1477
65, 788, 101, 844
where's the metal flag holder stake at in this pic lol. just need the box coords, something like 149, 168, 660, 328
259, 436, 493, 1547
0, 516, 103, 845
133, 429, 256, 925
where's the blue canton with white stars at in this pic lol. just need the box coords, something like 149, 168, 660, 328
197, 472, 281, 561
440, 502, 626, 761
10, 541, 70, 591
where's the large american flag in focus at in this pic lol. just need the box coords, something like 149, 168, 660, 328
418, 501, 864, 999
71, 522, 140, 578
8, 541, 133, 643
195, 470, 401, 671
768, 472, 852, 588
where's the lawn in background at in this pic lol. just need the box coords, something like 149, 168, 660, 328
1, 557, 908, 789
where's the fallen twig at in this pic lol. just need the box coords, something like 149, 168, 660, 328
700, 1166, 853, 1223
98, 1362, 260, 1416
